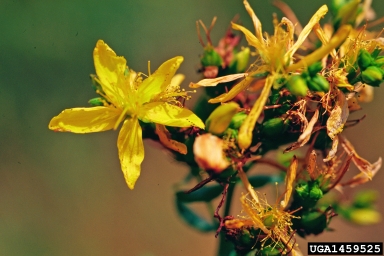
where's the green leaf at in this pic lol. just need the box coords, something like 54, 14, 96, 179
176, 185, 223, 203
175, 199, 216, 232
248, 174, 284, 188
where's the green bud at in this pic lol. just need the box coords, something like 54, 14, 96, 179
358, 49, 374, 70
228, 112, 247, 130
205, 102, 239, 135
295, 181, 323, 209
201, 47, 223, 67
261, 117, 286, 137
349, 208, 382, 225
232, 47, 250, 73
371, 48, 382, 59
308, 62, 323, 76
374, 56, 384, 67
361, 66, 383, 86
88, 97, 107, 106
301, 211, 327, 235
286, 75, 309, 96
307, 74, 330, 92
309, 185, 324, 202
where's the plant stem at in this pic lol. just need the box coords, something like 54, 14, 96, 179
216, 183, 235, 256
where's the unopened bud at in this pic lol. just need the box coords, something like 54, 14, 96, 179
308, 62, 323, 76
361, 66, 383, 86
286, 75, 309, 96
358, 49, 374, 70
205, 102, 239, 135
301, 211, 327, 235
201, 47, 223, 67
261, 117, 285, 137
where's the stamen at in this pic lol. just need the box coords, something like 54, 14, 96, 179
148, 61, 151, 76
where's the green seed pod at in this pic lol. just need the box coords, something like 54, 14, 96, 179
300, 211, 327, 235
261, 117, 285, 137
286, 75, 309, 96
263, 214, 275, 228
308, 62, 323, 76
358, 49, 374, 70
311, 74, 330, 92
201, 47, 223, 67
307, 79, 323, 92
88, 97, 107, 106
361, 66, 383, 86
205, 102, 239, 135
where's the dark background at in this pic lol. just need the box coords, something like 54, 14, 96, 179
1, 0, 383, 255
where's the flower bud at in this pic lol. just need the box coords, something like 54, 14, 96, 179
205, 102, 239, 135
361, 66, 383, 86
308, 62, 323, 76
308, 74, 330, 92
228, 112, 247, 130
193, 133, 230, 173
374, 56, 384, 67
261, 117, 285, 137
286, 75, 309, 96
232, 47, 250, 73
201, 47, 223, 67
358, 49, 374, 70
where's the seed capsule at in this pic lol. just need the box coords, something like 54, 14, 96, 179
361, 66, 383, 86
358, 49, 374, 70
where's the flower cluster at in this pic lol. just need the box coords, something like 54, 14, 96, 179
49, 0, 383, 255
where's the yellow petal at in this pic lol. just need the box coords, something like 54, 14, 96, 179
139, 102, 205, 129
208, 75, 254, 103
189, 73, 247, 88
287, 25, 352, 72
155, 124, 187, 154
281, 156, 298, 209
243, 0, 263, 40
286, 5, 328, 59
49, 107, 121, 133
118, 118, 144, 189
327, 91, 349, 140
138, 56, 183, 104
93, 40, 128, 108
232, 22, 268, 62
238, 74, 274, 149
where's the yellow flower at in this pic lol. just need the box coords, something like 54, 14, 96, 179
191, 1, 352, 149
232, 157, 302, 255
49, 40, 204, 189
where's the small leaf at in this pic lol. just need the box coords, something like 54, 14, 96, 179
248, 174, 284, 188
176, 185, 223, 203
175, 199, 216, 232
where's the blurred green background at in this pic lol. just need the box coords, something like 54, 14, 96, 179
1, 0, 383, 255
